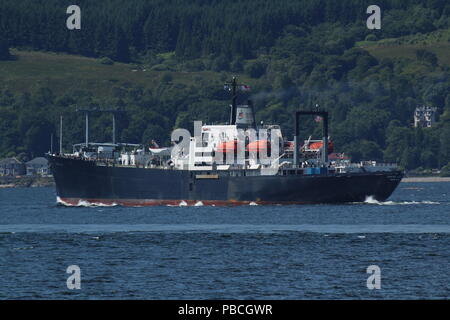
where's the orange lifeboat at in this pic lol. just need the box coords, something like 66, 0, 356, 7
246, 140, 270, 153
216, 140, 237, 153
308, 141, 334, 153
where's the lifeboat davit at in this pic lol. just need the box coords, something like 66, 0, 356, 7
308, 141, 334, 153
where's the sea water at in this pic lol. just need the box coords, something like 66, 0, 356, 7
0, 182, 449, 299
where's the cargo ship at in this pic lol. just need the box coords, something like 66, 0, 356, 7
47, 77, 403, 206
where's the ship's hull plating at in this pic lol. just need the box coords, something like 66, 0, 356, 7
48, 155, 403, 206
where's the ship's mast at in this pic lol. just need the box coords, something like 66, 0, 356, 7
224, 77, 255, 127
76, 108, 125, 146
230, 77, 238, 125
59, 115, 63, 154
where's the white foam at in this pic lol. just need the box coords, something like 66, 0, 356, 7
56, 197, 118, 207
249, 202, 258, 206
194, 201, 204, 206
179, 200, 188, 207
13, 246, 34, 250
363, 196, 439, 205
79, 200, 118, 207
76, 199, 92, 207
56, 196, 73, 206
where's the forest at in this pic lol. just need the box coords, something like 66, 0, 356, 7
0, 0, 450, 174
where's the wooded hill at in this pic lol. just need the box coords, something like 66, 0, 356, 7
0, 0, 450, 173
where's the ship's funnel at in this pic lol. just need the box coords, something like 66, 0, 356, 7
235, 100, 256, 129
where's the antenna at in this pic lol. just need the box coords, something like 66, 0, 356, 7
59, 115, 63, 154
85, 111, 89, 146
112, 113, 116, 144
223, 76, 238, 125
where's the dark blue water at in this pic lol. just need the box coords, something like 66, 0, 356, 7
0, 182, 449, 299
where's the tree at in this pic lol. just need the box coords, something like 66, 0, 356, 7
230, 57, 243, 72
384, 124, 410, 164
343, 140, 383, 162
439, 124, 450, 166
365, 34, 377, 41
416, 49, 438, 67
244, 61, 267, 78
161, 72, 173, 84
0, 38, 11, 60
440, 162, 450, 177
115, 29, 131, 63
211, 55, 229, 72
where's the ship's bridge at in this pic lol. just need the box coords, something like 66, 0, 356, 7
200, 124, 239, 151
201, 124, 282, 147
171, 123, 284, 172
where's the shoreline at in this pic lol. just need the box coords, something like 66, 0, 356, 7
401, 177, 450, 183
0, 176, 55, 188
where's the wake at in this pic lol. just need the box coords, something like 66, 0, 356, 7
363, 196, 439, 206
56, 197, 118, 207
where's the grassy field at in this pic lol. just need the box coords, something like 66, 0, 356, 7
359, 42, 450, 66
0, 50, 241, 97
357, 28, 450, 66
1, 39, 448, 99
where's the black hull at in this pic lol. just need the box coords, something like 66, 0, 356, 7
47, 155, 403, 206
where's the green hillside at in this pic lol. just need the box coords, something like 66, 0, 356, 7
0, 50, 240, 97
357, 28, 450, 67
362, 43, 450, 66
1, 0, 450, 172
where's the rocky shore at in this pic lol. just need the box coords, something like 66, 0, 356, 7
0, 176, 55, 188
